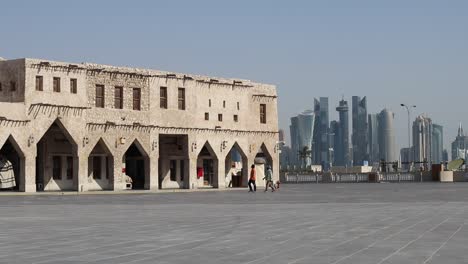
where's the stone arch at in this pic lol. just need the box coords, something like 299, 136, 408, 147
36, 118, 79, 150
122, 138, 150, 190
253, 143, 274, 184
224, 142, 248, 187
197, 141, 219, 188
158, 134, 189, 189
36, 119, 79, 191
87, 138, 114, 191
0, 135, 25, 191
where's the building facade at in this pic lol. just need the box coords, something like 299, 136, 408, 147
377, 109, 396, 163
352, 96, 368, 166
367, 113, 379, 165
412, 115, 433, 165
432, 124, 443, 164
0, 58, 279, 192
289, 110, 315, 168
451, 123, 468, 161
312, 97, 330, 169
334, 99, 350, 166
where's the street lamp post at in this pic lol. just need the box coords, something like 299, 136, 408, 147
400, 104, 416, 171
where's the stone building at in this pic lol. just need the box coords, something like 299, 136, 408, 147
0, 57, 279, 192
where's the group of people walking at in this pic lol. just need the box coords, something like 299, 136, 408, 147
248, 164, 277, 193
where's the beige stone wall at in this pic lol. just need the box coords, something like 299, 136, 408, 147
0, 57, 279, 192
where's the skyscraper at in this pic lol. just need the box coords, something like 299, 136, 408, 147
377, 109, 396, 163
335, 98, 350, 166
352, 96, 368, 166
432, 124, 443, 164
412, 115, 432, 165
312, 97, 330, 169
451, 123, 468, 160
289, 110, 316, 167
367, 113, 379, 164
330, 120, 340, 167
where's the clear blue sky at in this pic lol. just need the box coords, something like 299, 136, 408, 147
1, 0, 467, 151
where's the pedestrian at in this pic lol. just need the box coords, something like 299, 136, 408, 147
263, 166, 275, 192
248, 164, 256, 192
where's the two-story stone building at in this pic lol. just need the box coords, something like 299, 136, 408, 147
0, 57, 279, 192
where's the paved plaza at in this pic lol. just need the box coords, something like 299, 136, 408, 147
0, 183, 468, 264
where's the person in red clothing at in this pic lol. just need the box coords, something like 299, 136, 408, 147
248, 164, 256, 192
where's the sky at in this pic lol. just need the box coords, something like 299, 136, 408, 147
1, 0, 467, 151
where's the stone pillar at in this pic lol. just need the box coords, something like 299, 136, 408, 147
22, 154, 36, 192
77, 149, 88, 192
216, 158, 226, 189
147, 153, 159, 190
186, 155, 198, 189
113, 153, 124, 191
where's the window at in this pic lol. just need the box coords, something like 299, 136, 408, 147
95, 85, 105, 108
114, 86, 123, 109
237, 102, 240, 110
218, 114, 223, 122
133, 88, 141, 111
205, 112, 209, 120
52, 156, 62, 180
93, 156, 102, 180
70, 79, 77, 94
35, 76, 43, 91
66, 157, 73, 180
178, 88, 185, 110
160, 87, 167, 109
209, 99, 211, 107
53, 77, 60, 92
234, 115, 238, 122
260, 104, 267, 124
10, 81, 16, 92
223, 101, 226, 108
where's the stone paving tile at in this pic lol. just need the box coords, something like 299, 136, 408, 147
0, 183, 467, 264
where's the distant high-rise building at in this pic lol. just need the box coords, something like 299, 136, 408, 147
330, 120, 339, 167
352, 96, 368, 165
412, 115, 433, 166
289, 110, 316, 167
451, 123, 468, 160
312, 97, 330, 169
377, 109, 396, 163
278, 129, 285, 142
432, 124, 443, 164
442, 149, 449, 162
400, 147, 414, 171
367, 113, 379, 164
335, 98, 350, 166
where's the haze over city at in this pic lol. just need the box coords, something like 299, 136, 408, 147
2, 0, 467, 149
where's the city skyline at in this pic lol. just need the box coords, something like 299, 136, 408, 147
1, 1, 467, 152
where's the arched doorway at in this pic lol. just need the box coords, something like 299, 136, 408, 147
254, 143, 274, 184
225, 142, 248, 188
36, 121, 78, 191
88, 139, 114, 191
197, 142, 218, 188
0, 136, 25, 191
158, 134, 189, 189
123, 140, 149, 190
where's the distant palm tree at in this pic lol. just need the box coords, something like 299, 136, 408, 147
298, 146, 312, 169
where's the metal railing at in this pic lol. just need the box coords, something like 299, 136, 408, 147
283, 172, 418, 184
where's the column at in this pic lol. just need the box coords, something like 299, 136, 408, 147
146, 153, 159, 190
22, 154, 36, 192
186, 156, 198, 189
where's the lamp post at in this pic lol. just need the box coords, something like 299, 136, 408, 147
400, 104, 416, 171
